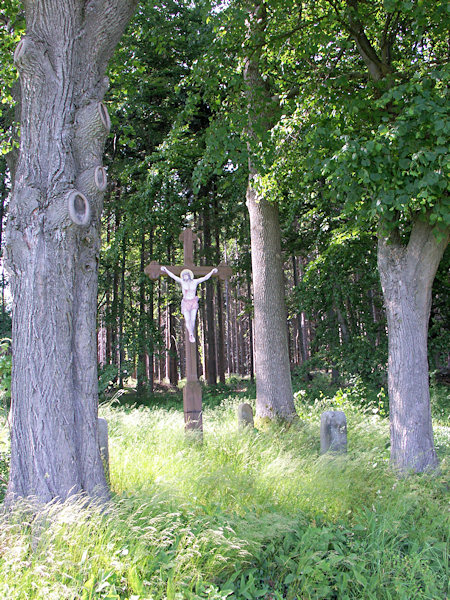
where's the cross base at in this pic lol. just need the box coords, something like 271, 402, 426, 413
183, 380, 203, 432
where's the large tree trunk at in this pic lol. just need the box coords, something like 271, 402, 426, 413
244, 2, 295, 421
247, 187, 295, 419
378, 220, 448, 472
5, 0, 137, 506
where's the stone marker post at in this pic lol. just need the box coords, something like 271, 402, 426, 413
145, 228, 232, 433
238, 403, 254, 428
320, 411, 347, 454
98, 417, 110, 480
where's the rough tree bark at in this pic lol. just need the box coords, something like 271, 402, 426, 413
378, 221, 448, 472
244, 1, 295, 420
5, 0, 137, 506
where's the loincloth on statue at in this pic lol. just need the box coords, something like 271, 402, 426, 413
181, 296, 199, 312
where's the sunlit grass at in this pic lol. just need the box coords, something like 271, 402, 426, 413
0, 381, 448, 599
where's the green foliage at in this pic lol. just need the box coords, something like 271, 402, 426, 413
0, 380, 448, 599
429, 247, 450, 369
98, 364, 122, 398
293, 228, 387, 382
429, 382, 450, 427
0, 1, 24, 155
322, 68, 450, 234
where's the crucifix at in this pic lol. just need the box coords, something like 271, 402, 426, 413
145, 228, 232, 432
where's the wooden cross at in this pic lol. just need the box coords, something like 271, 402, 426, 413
145, 228, 232, 432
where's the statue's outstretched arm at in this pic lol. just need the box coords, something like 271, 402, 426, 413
161, 266, 182, 283
195, 268, 218, 284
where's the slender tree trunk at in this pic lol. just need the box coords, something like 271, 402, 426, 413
378, 221, 448, 472
167, 302, 178, 386
5, 0, 137, 505
233, 286, 239, 374
237, 289, 245, 376
199, 284, 207, 380
215, 262, 226, 382
164, 247, 178, 386
165, 305, 170, 381
203, 204, 217, 384
111, 201, 121, 368
292, 256, 306, 364
137, 228, 147, 393
118, 235, 126, 388
244, 1, 295, 420
215, 253, 226, 384
225, 278, 232, 376
246, 277, 255, 382
147, 229, 154, 392
158, 280, 163, 382
335, 305, 350, 344
105, 209, 112, 364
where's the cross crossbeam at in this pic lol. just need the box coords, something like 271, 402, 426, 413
145, 229, 231, 281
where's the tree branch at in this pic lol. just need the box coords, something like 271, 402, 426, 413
406, 218, 449, 287
380, 10, 400, 67
327, 0, 393, 82
81, 0, 138, 93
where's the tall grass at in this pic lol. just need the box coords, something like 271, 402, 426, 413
0, 381, 448, 599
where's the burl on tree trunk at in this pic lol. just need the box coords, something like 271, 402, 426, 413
5, 0, 137, 506
378, 219, 448, 473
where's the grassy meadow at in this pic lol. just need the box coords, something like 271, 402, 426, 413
0, 376, 448, 599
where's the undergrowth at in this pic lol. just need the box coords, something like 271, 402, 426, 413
0, 379, 448, 599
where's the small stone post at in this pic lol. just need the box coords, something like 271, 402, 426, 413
238, 403, 254, 429
320, 411, 347, 454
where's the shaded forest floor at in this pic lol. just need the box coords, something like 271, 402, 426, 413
0, 376, 449, 599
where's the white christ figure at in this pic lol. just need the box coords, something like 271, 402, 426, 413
161, 266, 218, 343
